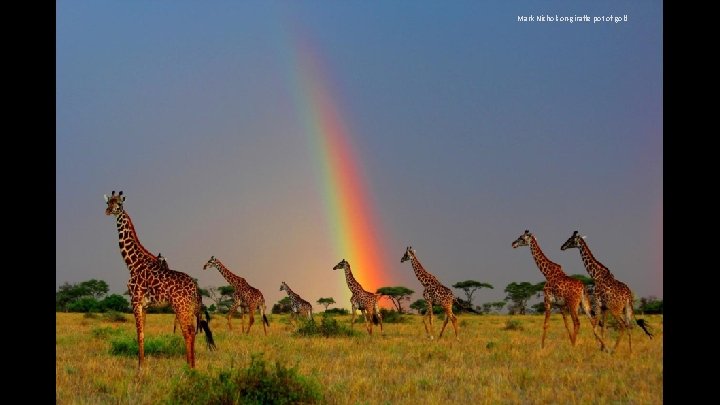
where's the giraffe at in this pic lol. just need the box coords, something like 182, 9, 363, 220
279, 281, 314, 323
203, 256, 269, 335
332, 259, 383, 335
400, 247, 458, 340
512, 230, 605, 349
561, 230, 653, 353
104, 190, 216, 369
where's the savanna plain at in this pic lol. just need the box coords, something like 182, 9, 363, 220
56, 312, 662, 404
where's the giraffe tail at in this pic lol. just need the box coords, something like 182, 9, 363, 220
635, 318, 654, 339
263, 313, 270, 327
199, 319, 217, 351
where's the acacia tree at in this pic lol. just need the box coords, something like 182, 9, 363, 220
317, 297, 336, 311
504, 281, 543, 315
409, 299, 442, 315
206, 285, 235, 313
376, 286, 414, 313
272, 296, 293, 314
481, 301, 507, 314
452, 280, 493, 309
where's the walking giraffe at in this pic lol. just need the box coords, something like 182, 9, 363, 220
561, 230, 653, 353
512, 230, 604, 349
203, 256, 269, 335
401, 246, 458, 340
332, 259, 383, 335
104, 190, 215, 369
279, 281, 314, 323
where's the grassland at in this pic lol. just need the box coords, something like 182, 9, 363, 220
56, 312, 662, 404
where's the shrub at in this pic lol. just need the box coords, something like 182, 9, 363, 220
103, 310, 128, 323
324, 307, 349, 315
168, 353, 323, 404
294, 314, 359, 338
503, 319, 524, 331
379, 308, 406, 323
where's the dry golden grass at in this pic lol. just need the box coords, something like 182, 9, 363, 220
56, 312, 662, 404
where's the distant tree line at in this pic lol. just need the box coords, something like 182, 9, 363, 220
57, 277, 662, 316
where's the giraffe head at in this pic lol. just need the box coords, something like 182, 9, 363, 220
511, 230, 533, 248
203, 255, 220, 270
280, 281, 288, 292
400, 246, 415, 263
333, 259, 350, 271
560, 230, 585, 251
104, 190, 125, 216
157, 253, 169, 271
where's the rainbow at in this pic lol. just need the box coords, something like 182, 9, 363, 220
282, 23, 392, 304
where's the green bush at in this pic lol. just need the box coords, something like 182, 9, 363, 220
324, 307, 349, 315
294, 314, 359, 338
103, 310, 128, 323
110, 334, 185, 357
503, 319, 524, 331
168, 354, 323, 404
379, 308, 406, 323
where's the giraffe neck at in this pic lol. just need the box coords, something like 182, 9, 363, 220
115, 211, 157, 271
212, 260, 248, 289
283, 285, 303, 302
410, 256, 438, 288
343, 265, 364, 293
578, 238, 612, 282
529, 236, 563, 281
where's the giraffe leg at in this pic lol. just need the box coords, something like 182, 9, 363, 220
376, 305, 383, 333
179, 315, 196, 369
541, 299, 551, 349
350, 303, 357, 329
424, 300, 435, 340
580, 292, 606, 351
625, 304, 634, 354
226, 301, 241, 331
246, 305, 256, 335
133, 306, 145, 368
610, 312, 627, 354
570, 305, 581, 347
560, 309, 574, 345
365, 311, 373, 335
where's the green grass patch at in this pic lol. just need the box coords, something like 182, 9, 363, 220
91, 326, 123, 339
168, 353, 324, 404
109, 334, 185, 357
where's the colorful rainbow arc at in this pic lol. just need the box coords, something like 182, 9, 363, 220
285, 27, 391, 302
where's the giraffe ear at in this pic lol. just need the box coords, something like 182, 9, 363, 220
104, 194, 109, 202
581, 235, 587, 239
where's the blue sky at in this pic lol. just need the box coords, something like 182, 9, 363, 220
56, 1, 662, 311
